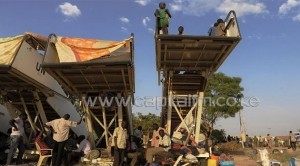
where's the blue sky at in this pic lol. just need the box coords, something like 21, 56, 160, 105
1, 0, 300, 136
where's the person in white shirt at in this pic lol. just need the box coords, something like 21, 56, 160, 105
112, 121, 128, 166
66, 135, 91, 166
6, 113, 27, 165
45, 114, 83, 166
146, 129, 171, 164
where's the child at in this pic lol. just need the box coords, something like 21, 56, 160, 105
178, 26, 184, 35
154, 2, 172, 34
215, 18, 226, 36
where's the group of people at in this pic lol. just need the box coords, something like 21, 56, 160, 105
154, 2, 226, 37
111, 122, 171, 166
5, 111, 174, 166
227, 132, 299, 151
6, 113, 96, 166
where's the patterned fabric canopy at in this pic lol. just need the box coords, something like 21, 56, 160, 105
55, 36, 131, 62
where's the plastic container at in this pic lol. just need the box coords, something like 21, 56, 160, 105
210, 155, 220, 164
220, 161, 235, 166
208, 159, 218, 166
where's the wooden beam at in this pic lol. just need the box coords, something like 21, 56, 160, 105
171, 102, 190, 132
121, 69, 128, 98
74, 83, 127, 88
162, 49, 221, 53
160, 40, 235, 45
84, 106, 96, 149
100, 69, 111, 90
102, 107, 109, 147
32, 91, 48, 125
80, 69, 93, 90
195, 92, 204, 142
65, 73, 125, 78
161, 60, 215, 64
20, 93, 36, 135
117, 93, 122, 126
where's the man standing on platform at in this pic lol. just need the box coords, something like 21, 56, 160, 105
45, 114, 83, 166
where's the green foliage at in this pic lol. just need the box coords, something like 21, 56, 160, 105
202, 72, 244, 137
211, 129, 226, 143
132, 112, 161, 135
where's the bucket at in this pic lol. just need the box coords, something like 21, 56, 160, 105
220, 161, 235, 166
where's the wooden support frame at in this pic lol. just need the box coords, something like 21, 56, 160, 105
175, 101, 198, 133
171, 101, 190, 132
96, 113, 117, 146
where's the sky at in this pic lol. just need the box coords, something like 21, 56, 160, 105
1, 0, 300, 136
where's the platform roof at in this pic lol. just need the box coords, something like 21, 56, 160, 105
156, 35, 240, 75
42, 35, 135, 99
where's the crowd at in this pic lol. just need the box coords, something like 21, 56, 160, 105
226, 133, 299, 150
5, 110, 215, 166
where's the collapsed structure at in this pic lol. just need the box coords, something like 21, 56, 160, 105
0, 32, 135, 149
0, 33, 87, 140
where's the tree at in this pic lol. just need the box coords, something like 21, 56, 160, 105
132, 112, 161, 135
211, 129, 227, 143
201, 72, 244, 138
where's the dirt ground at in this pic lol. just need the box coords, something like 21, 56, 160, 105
218, 142, 300, 166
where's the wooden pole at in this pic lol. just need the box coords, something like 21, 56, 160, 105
32, 91, 48, 124
84, 105, 96, 149
195, 92, 204, 143
102, 107, 109, 147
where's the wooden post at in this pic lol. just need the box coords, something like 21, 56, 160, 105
84, 105, 96, 149
195, 92, 204, 143
117, 93, 123, 127
167, 90, 172, 135
32, 91, 48, 124
102, 107, 109, 147
126, 100, 133, 135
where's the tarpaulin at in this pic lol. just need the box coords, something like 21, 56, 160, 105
0, 35, 23, 65
55, 36, 131, 62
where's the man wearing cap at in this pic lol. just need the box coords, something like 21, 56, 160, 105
45, 114, 83, 166
6, 112, 27, 165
